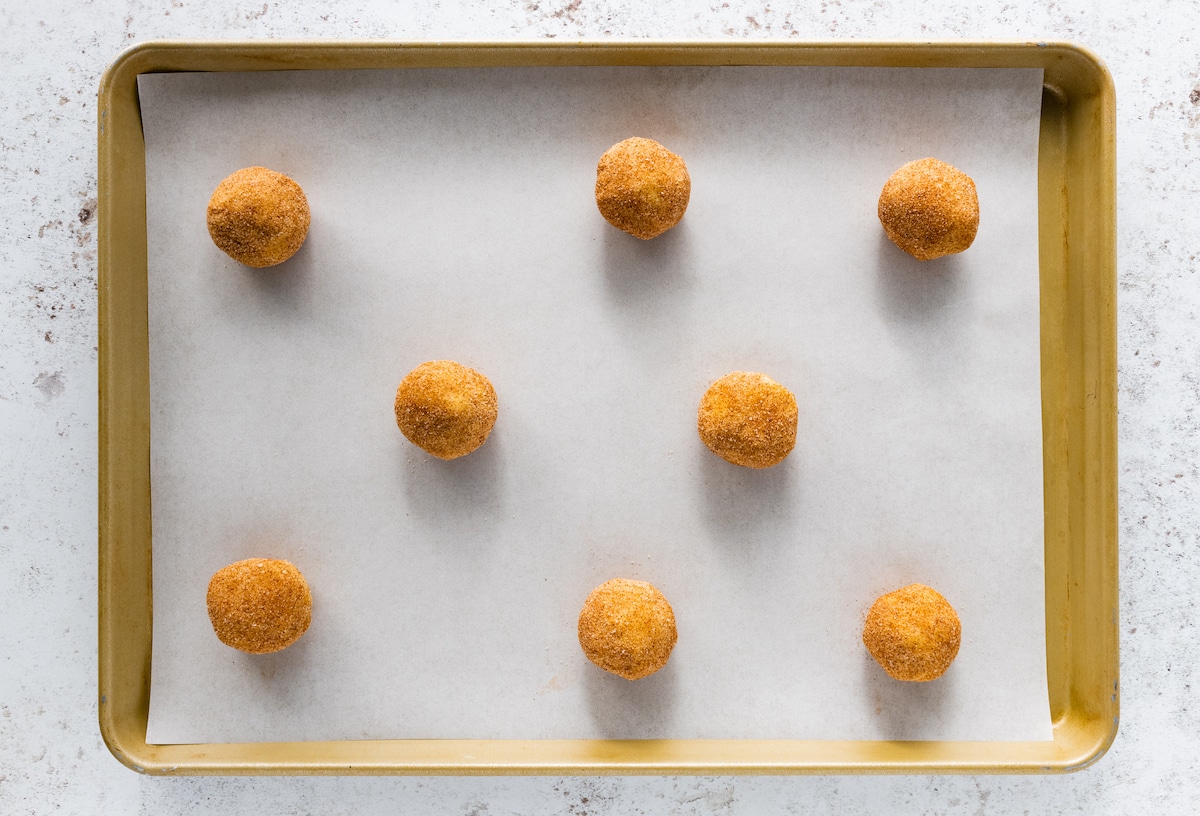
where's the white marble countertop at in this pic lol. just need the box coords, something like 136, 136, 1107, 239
0, 1, 1192, 813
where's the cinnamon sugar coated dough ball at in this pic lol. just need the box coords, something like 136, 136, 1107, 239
595, 137, 691, 240
206, 166, 311, 267
697, 371, 798, 469
877, 158, 979, 261
206, 558, 312, 654
863, 583, 961, 682
394, 360, 498, 460
578, 578, 677, 680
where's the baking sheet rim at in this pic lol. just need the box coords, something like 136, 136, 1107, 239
97, 39, 1117, 775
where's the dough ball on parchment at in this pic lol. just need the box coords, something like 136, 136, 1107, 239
206, 558, 312, 654
394, 360, 498, 460
206, 166, 311, 268
595, 137, 691, 240
862, 583, 961, 682
578, 578, 678, 680
697, 371, 798, 469
877, 158, 979, 261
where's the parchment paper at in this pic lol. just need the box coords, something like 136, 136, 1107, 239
140, 65, 1051, 744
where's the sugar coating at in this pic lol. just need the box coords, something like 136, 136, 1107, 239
394, 360, 498, 460
697, 371, 798, 469
577, 578, 677, 681
862, 583, 961, 682
877, 158, 979, 261
206, 166, 310, 268
595, 137, 691, 240
206, 558, 312, 654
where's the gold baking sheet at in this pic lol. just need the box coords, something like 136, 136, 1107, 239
98, 40, 1116, 774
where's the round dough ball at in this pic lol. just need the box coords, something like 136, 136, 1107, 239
877, 158, 979, 261
207, 166, 311, 267
394, 360, 498, 460
862, 583, 961, 682
697, 371, 798, 469
206, 558, 312, 654
595, 137, 691, 240
578, 578, 677, 680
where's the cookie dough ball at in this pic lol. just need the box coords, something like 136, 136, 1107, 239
207, 166, 311, 267
206, 558, 312, 654
595, 137, 691, 240
394, 360, 498, 460
878, 158, 979, 261
578, 578, 677, 680
697, 371, 798, 469
863, 583, 961, 682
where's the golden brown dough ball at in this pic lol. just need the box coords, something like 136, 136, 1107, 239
394, 360, 498, 460
207, 166, 311, 267
595, 137, 691, 240
877, 158, 979, 261
697, 371, 798, 469
206, 558, 312, 654
578, 578, 677, 680
862, 583, 961, 682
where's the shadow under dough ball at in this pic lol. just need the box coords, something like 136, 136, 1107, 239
394, 360, 498, 460
697, 371, 798, 469
578, 578, 678, 680
877, 157, 979, 261
595, 137, 691, 240
206, 166, 311, 267
206, 558, 312, 654
862, 583, 961, 681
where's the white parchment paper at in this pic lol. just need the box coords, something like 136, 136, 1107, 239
140, 65, 1051, 744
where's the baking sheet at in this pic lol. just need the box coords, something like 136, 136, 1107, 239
139, 65, 1050, 744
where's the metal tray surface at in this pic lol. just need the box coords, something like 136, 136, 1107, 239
98, 40, 1117, 775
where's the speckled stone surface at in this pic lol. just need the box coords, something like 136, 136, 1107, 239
0, 1, 1193, 813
